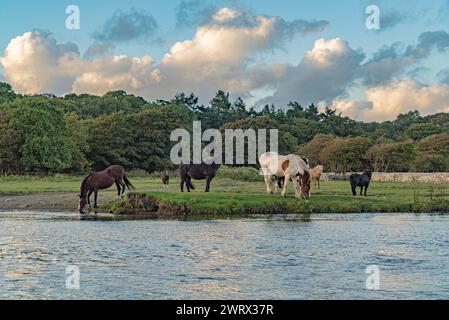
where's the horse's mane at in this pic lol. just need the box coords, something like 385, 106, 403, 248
364, 169, 373, 179
80, 173, 93, 196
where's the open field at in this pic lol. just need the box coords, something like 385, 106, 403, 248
1, 174, 448, 215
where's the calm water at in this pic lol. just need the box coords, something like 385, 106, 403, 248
1, 210, 449, 300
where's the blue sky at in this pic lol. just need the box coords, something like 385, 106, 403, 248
1, 0, 449, 120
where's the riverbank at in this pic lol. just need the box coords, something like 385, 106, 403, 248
106, 180, 449, 216
1, 175, 448, 215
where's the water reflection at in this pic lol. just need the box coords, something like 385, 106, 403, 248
1, 211, 449, 299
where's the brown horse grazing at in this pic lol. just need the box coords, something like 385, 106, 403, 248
160, 170, 170, 189
180, 163, 221, 192
78, 165, 134, 213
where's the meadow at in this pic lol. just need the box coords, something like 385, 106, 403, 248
1, 169, 448, 215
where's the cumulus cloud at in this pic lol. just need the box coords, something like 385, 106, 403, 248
0, 31, 158, 96
1, 8, 324, 101
2, 7, 448, 123
360, 30, 449, 86
334, 79, 449, 121
83, 41, 115, 59
260, 38, 365, 106
92, 8, 158, 43
0, 31, 80, 94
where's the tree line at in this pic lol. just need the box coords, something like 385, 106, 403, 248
0, 81, 448, 175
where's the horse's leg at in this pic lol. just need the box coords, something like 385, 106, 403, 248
318, 178, 321, 189
87, 190, 93, 209
94, 189, 98, 211
115, 182, 121, 198
351, 181, 356, 196
281, 173, 290, 197
365, 185, 369, 197
180, 175, 185, 192
186, 176, 191, 192
360, 186, 363, 196
263, 174, 272, 194
205, 176, 212, 192
293, 176, 301, 199
273, 177, 280, 194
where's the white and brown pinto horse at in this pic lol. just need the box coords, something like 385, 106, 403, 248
259, 152, 311, 199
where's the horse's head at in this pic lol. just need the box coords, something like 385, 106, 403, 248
300, 171, 311, 199
78, 194, 87, 212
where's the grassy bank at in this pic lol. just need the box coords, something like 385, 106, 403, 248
1, 173, 448, 215
105, 180, 449, 216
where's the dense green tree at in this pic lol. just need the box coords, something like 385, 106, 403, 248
8, 98, 73, 173
364, 140, 416, 172
406, 123, 443, 141
0, 82, 17, 103
0, 81, 448, 175
0, 107, 21, 174
320, 137, 372, 174
300, 134, 336, 166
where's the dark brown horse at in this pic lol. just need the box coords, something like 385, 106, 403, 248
160, 170, 170, 189
78, 165, 134, 213
180, 163, 221, 192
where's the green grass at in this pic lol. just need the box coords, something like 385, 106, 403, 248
105, 180, 449, 216
0, 174, 165, 194
1, 174, 448, 215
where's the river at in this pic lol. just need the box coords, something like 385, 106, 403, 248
1, 211, 449, 299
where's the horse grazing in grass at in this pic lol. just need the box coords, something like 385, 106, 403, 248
259, 152, 311, 199
160, 170, 170, 189
349, 169, 372, 197
180, 163, 221, 192
310, 165, 324, 189
78, 165, 135, 213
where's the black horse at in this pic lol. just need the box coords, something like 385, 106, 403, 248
180, 163, 221, 192
349, 169, 373, 197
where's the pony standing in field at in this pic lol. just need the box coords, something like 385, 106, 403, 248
180, 163, 221, 192
78, 165, 135, 213
349, 169, 372, 197
310, 165, 324, 189
259, 152, 311, 199
160, 170, 170, 189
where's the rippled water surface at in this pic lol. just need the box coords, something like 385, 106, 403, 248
1, 211, 449, 299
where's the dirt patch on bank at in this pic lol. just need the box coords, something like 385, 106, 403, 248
0, 192, 116, 211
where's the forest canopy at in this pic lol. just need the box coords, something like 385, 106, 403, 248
1, 82, 448, 175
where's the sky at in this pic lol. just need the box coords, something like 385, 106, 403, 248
1, 0, 449, 121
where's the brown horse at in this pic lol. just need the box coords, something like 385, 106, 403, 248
78, 165, 134, 213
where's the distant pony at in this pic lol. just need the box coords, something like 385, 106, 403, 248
160, 170, 170, 189
349, 169, 373, 197
310, 165, 324, 189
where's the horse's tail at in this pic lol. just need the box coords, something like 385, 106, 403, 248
188, 180, 195, 190
123, 174, 135, 191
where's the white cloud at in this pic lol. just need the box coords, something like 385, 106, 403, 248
334, 79, 449, 121
260, 37, 365, 106
1, 8, 324, 102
